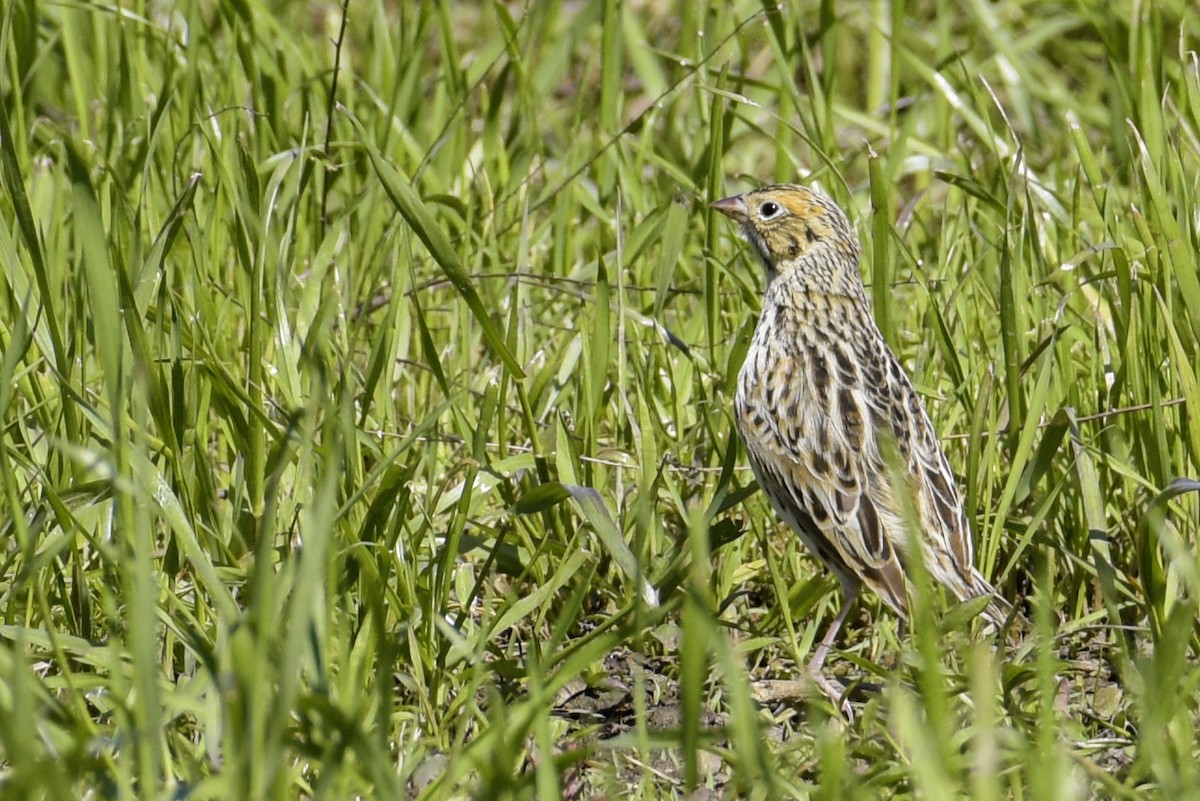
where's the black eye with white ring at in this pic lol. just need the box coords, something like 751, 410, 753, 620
759, 201, 781, 218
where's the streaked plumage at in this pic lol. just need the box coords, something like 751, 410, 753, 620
712, 184, 1014, 706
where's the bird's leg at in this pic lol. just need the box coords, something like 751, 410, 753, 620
806, 584, 861, 716
752, 584, 865, 715
808, 583, 860, 676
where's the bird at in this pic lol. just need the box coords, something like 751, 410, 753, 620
711, 183, 1017, 710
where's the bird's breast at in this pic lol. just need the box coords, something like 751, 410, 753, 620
736, 306, 820, 450
735, 294, 878, 461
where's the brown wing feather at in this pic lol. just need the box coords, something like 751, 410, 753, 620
736, 295, 912, 616
862, 340, 1007, 618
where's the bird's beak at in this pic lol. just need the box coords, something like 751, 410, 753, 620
710, 194, 747, 222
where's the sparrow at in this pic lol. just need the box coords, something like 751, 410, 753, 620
712, 183, 1017, 709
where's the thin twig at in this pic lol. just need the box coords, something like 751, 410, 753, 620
376, 395, 1187, 472
944, 396, 1187, 441
319, 0, 352, 227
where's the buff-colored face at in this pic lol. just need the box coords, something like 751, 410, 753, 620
711, 184, 857, 275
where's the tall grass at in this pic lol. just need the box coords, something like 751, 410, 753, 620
1, 0, 1198, 798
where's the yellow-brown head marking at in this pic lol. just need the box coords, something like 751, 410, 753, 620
712, 184, 860, 283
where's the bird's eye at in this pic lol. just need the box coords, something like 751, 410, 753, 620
760, 201, 781, 218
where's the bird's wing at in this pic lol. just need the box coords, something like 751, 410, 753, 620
867, 351, 978, 584
738, 338, 912, 616
740, 310, 995, 619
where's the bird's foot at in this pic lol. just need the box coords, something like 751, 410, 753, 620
811, 671, 855, 720
752, 674, 855, 720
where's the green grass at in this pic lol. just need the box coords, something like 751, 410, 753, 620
2, 0, 1200, 797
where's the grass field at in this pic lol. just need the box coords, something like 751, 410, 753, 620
2, 0, 1200, 798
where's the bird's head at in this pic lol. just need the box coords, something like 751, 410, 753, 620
711, 184, 861, 286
